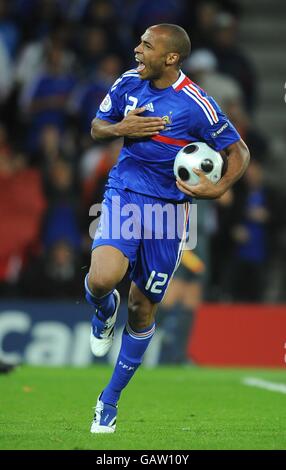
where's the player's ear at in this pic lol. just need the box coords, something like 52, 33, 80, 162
166, 52, 179, 66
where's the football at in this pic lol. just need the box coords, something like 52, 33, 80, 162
174, 142, 225, 186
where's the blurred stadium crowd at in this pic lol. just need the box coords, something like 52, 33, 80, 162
0, 0, 285, 303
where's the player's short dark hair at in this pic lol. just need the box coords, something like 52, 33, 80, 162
151, 24, 191, 65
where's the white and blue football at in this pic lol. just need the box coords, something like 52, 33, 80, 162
174, 142, 225, 186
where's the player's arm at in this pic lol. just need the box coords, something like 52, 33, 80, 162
91, 108, 165, 141
176, 138, 250, 199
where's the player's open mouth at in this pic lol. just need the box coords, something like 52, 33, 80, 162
135, 57, 146, 73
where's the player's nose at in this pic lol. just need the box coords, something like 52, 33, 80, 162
134, 42, 143, 54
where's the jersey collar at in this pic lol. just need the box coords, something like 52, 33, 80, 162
172, 70, 186, 90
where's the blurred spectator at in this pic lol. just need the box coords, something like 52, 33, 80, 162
80, 139, 123, 209
69, 54, 123, 137
19, 41, 77, 151
32, 124, 62, 168
20, 239, 84, 299
209, 188, 235, 300
0, 0, 20, 57
158, 251, 205, 364
43, 158, 81, 251
82, 0, 120, 45
186, 0, 220, 50
211, 12, 257, 112
229, 160, 271, 301
79, 139, 123, 269
44, 201, 81, 252
209, 98, 276, 300
224, 100, 268, 164
0, 38, 13, 104
30, 124, 77, 169
17, 0, 64, 41
184, 48, 242, 111
79, 27, 110, 77
11, 0, 38, 35
157, 199, 214, 363
79, 1, 128, 62
0, 151, 46, 294
15, 23, 76, 90
57, 0, 90, 22
44, 157, 77, 203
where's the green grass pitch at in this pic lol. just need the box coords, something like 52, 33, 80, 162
0, 365, 285, 450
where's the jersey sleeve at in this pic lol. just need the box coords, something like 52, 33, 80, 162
95, 77, 125, 123
191, 96, 241, 151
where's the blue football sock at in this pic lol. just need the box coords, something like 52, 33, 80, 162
84, 274, 115, 322
101, 322, 155, 406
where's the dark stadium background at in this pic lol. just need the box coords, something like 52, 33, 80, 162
0, 0, 285, 369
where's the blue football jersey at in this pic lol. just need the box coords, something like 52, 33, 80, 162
96, 69, 241, 202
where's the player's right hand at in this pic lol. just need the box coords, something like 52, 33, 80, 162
116, 107, 165, 138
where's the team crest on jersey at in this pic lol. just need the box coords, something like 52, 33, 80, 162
161, 112, 173, 131
100, 93, 112, 112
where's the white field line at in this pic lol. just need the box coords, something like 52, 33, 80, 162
242, 377, 286, 394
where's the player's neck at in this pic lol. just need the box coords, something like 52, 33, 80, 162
151, 69, 180, 89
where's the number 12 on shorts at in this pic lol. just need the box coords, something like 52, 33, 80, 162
145, 271, 168, 294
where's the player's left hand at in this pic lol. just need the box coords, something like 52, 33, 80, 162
176, 168, 225, 199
